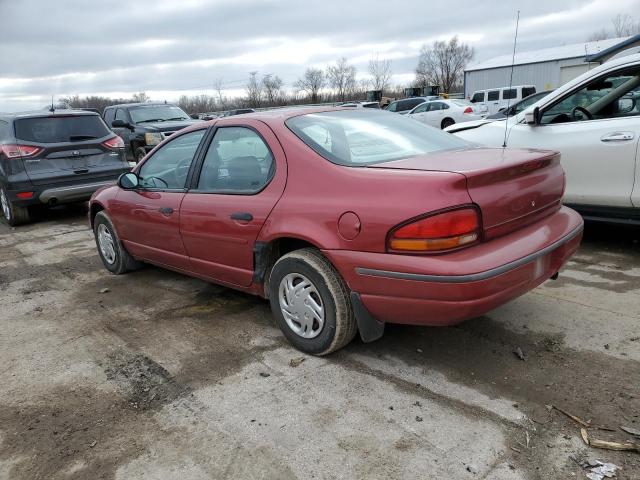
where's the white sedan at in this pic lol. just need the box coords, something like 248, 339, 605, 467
407, 99, 484, 129
448, 53, 640, 225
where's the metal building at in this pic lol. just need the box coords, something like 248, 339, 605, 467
463, 35, 640, 98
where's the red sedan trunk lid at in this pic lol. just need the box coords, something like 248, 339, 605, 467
370, 148, 565, 239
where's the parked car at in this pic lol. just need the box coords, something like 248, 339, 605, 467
89, 108, 582, 355
0, 110, 129, 226
385, 96, 440, 114
407, 99, 483, 129
470, 85, 537, 115
338, 101, 381, 109
451, 53, 640, 225
103, 103, 202, 163
221, 108, 256, 117
486, 90, 553, 119
446, 91, 554, 133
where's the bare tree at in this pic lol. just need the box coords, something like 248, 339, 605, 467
213, 77, 227, 109
61, 95, 134, 113
587, 13, 640, 40
132, 92, 150, 103
294, 68, 325, 102
262, 74, 284, 105
612, 13, 640, 36
355, 78, 370, 96
177, 94, 217, 115
368, 54, 392, 93
415, 37, 474, 93
245, 71, 263, 108
326, 57, 357, 102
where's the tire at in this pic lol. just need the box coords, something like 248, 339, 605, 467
268, 248, 357, 355
93, 211, 142, 274
134, 147, 147, 164
441, 118, 455, 129
0, 186, 30, 226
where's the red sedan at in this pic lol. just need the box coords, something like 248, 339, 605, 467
90, 108, 583, 355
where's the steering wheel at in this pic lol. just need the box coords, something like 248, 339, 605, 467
571, 106, 593, 121
146, 176, 169, 189
174, 157, 192, 184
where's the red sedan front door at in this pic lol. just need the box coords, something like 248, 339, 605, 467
111, 128, 207, 270
180, 121, 286, 286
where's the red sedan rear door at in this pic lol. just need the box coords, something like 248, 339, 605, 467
180, 120, 287, 286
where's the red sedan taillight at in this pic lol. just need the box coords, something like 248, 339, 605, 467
388, 207, 481, 253
102, 136, 125, 150
463, 107, 474, 114
0, 144, 42, 158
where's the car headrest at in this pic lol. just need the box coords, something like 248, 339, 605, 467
226, 156, 263, 189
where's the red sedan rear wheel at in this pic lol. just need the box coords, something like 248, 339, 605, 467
269, 248, 357, 355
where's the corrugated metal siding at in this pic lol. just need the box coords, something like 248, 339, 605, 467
463, 58, 598, 97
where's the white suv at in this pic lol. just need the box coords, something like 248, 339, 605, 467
450, 54, 640, 225
470, 85, 537, 115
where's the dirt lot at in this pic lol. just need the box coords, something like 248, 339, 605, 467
0, 205, 639, 480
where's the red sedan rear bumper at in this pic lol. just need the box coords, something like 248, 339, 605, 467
323, 206, 583, 326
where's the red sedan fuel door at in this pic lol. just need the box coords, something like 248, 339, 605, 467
180, 121, 286, 286
111, 129, 207, 270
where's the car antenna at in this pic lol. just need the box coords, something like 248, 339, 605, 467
503, 10, 520, 148
49, 94, 55, 113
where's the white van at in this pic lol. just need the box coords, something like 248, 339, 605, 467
469, 85, 536, 115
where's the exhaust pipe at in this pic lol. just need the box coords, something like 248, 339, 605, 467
48, 198, 58, 206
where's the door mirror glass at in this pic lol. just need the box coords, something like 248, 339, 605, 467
118, 172, 139, 189
618, 97, 635, 113
112, 119, 130, 129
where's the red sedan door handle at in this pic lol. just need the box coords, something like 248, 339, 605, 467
159, 207, 174, 216
230, 212, 253, 222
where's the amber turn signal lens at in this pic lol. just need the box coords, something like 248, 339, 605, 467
388, 208, 480, 253
389, 233, 478, 251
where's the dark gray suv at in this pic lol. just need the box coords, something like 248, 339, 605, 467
0, 110, 130, 226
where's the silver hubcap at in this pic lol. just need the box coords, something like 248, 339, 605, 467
278, 273, 325, 339
97, 224, 117, 265
0, 189, 10, 220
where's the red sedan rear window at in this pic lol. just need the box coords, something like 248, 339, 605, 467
286, 110, 470, 166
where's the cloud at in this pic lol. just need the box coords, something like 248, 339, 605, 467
1, 0, 639, 111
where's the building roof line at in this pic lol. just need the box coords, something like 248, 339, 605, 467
464, 56, 598, 74
585, 34, 640, 62
465, 36, 630, 72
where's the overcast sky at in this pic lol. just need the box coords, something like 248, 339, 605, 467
1, 0, 639, 111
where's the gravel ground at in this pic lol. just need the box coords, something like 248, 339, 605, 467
0, 204, 638, 480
